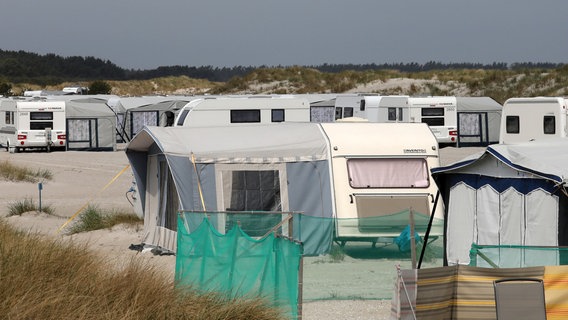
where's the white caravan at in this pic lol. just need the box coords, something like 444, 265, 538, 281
499, 97, 568, 144
408, 96, 458, 146
174, 96, 311, 127
0, 99, 66, 152
334, 94, 410, 122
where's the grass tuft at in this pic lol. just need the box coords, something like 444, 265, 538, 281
0, 220, 285, 320
7, 198, 54, 216
65, 204, 142, 234
328, 244, 346, 263
0, 160, 53, 183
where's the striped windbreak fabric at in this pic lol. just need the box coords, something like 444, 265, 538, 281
394, 265, 568, 319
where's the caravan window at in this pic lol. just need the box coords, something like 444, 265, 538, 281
344, 107, 354, 118
543, 116, 555, 134
231, 110, 261, 123
388, 108, 396, 121
30, 122, 54, 130
506, 116, 520, 134
30, 112, 53, 130
30, 112, 53, 120
421, 108, 444, 117
271, 109, 285, 122
421, 108, 444, 126
360, 99, 366, 111
388, 108, 404, 121
335, 107, 343, 120
5, 111, 14, 124
347, 158, 429, 188
176, 109, 189, 126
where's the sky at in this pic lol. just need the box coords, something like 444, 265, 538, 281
1, 0, 567, 70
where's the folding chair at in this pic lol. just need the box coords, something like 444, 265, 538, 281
493, 278, 547, 320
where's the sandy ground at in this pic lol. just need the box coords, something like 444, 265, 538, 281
0, 146, 484, 320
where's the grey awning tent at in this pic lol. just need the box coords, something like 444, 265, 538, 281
64, 97, 118, 151
126, 123, 333, 255
432, 139, 568, 266
126, 100, 190, 139
455, 96, 502, 147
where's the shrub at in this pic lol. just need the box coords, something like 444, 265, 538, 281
88, 80, 112, 94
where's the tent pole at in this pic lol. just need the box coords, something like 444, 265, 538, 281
418, 191, 440, 269
410, 208, 417, 269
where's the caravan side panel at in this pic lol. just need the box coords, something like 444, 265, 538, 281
500, 97, 567, 144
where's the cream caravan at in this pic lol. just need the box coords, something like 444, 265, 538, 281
126, 122, 444, 255
0, 99, 66, 152
499, 97, 568, 144
174, 96, 311, 126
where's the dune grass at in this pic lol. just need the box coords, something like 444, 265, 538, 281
7, 197, 55, 216
65, 204, 143, 235
0, 220, 286, 320
0, 160, 53, 182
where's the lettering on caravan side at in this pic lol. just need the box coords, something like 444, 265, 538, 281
403, 148, 427, 154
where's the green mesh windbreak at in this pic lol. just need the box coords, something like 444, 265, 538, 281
469, 243, 568, 268
175, 214, 303, 319
176, 211, 445, 302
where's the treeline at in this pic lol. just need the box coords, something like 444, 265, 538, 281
0, 49, 564, 85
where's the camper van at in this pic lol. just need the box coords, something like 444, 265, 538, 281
126, 122, 444, 255
408, 96, 458, 146
174, 96, 311, 127
0, 99, 66, 152
499, 97, 568, 144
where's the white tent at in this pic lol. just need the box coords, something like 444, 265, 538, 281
432, 139, 568, 266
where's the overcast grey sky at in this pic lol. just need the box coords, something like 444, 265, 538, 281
1, 0, 567, 70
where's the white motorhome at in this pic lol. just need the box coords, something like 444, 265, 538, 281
174, 96, 311, 127
499, 97, 568, 144
408, 96, 458, 146
0, 99, 66, 152
126, 122, 444, 254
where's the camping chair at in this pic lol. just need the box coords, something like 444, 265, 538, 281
493, 278, 547, 320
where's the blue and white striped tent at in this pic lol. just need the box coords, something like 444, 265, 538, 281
432, 139, 568, 266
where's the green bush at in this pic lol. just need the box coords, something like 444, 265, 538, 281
88, 80, 112, 94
